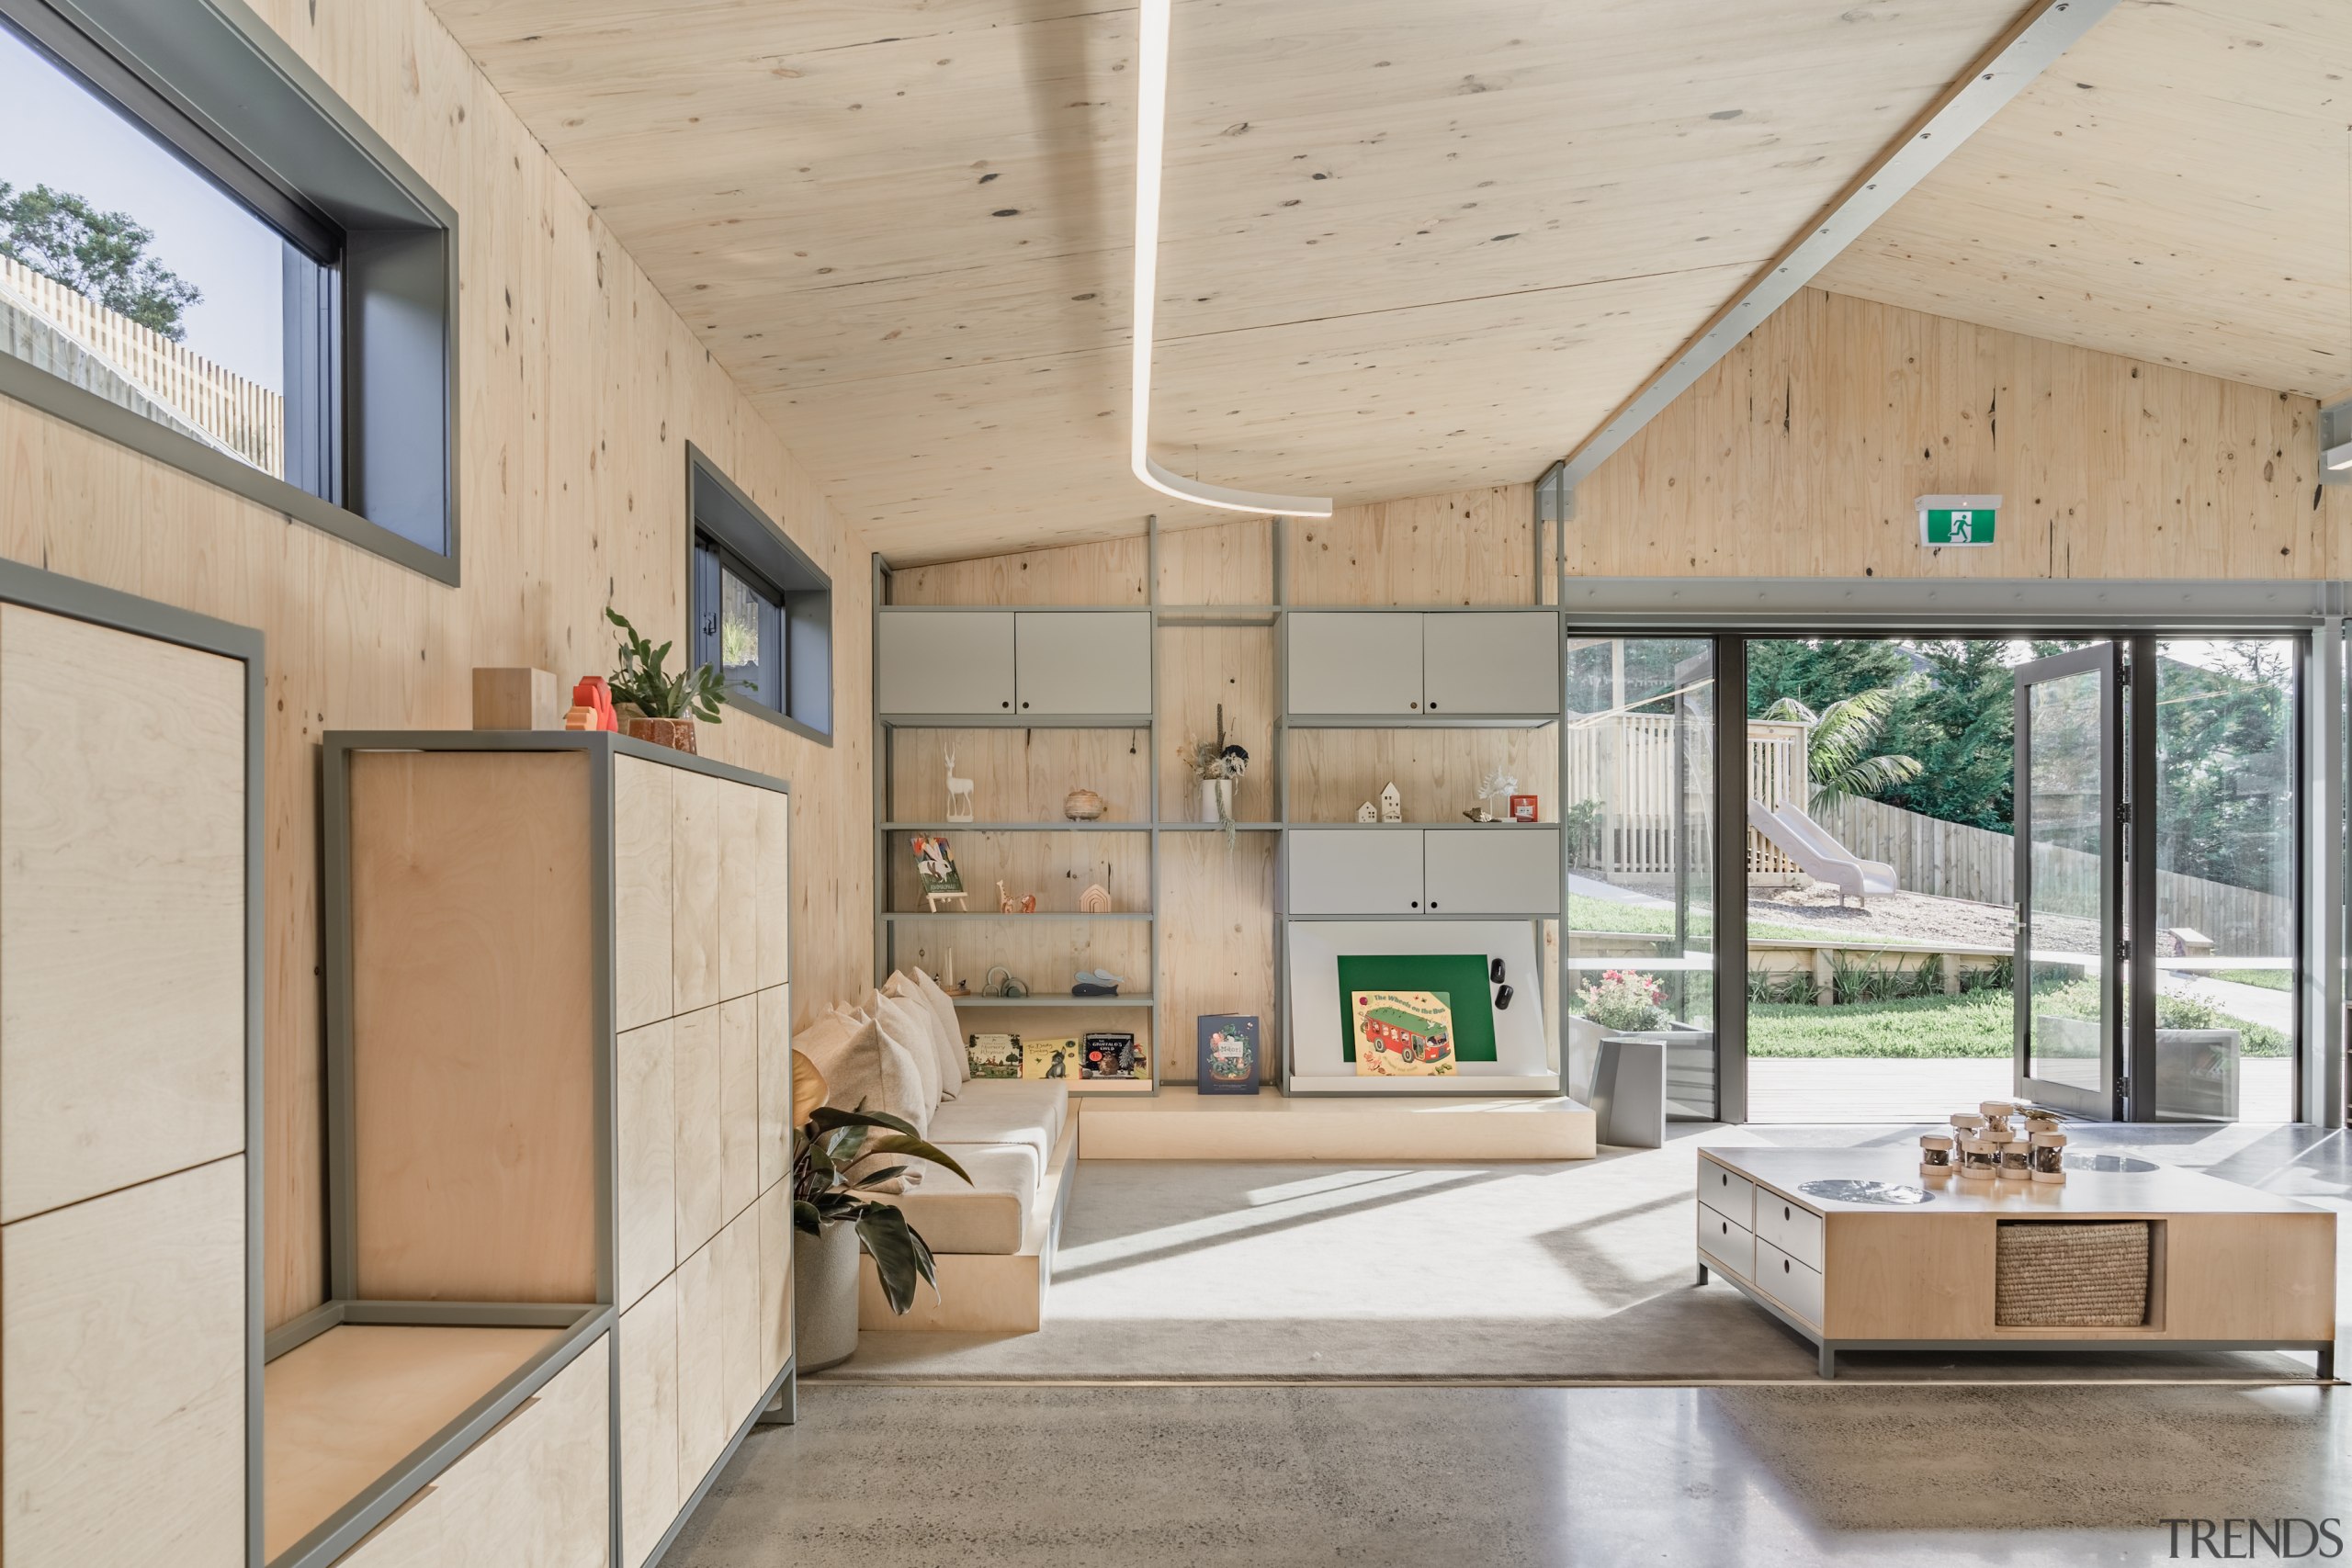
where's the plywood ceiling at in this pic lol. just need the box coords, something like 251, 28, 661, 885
430, 0, 2034, 560
1819, 0, 2352, 400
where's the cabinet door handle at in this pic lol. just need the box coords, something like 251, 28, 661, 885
1409, 900, 1419, 909
1001, 700, 1011, 709
1021, 700, 1030, 709
1428, 900, 1439, 909
1409, 701, 1419, 710
1428, 701, 1438, 710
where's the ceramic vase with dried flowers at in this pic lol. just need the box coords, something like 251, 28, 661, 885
1178, 704, 1249, 842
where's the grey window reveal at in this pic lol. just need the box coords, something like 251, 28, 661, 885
0, 0, 458, 582
689, 446, 831, 743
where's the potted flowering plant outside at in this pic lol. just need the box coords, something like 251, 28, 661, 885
1577, 969, 1668, 1032
1568, 968, 1688, 1103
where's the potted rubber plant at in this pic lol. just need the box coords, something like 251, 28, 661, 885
790, 1054, 971, 1371
604, 605, 734, 753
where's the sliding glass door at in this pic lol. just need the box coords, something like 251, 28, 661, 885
2012, 645, 2120, 1118
1563, 637, 1717, 1116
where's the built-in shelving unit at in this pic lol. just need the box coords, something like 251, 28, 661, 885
874, 517, 1572, 1100
871, 595, 1163, 1093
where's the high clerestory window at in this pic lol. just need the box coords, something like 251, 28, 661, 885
688, 446, 832, 742
0, 0, 458, 581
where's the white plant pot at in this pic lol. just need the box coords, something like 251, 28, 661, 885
1197, 777, 1234, 824
794, 1221, 860, 1371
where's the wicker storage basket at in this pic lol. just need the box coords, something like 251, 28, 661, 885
1994, 1221, 2151, 1328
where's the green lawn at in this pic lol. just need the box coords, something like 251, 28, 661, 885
1569, 895, 1867, 949
1750, 983, 2286, 1058
2209, 968, 2290, 991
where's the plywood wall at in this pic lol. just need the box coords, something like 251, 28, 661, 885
0, 0, 871, 1328
1571, 288, 2352, 580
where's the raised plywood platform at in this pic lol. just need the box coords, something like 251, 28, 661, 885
1080, 1088, 1597, 1162
859, 1109, 1080, 1334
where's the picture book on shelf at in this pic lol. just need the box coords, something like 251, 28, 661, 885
1349, 989, 1456, 1076
1195, 1014, 1261, 1094
1080, 1032, 1145, 1080
910, 833, 967, 911
967, 1032, 1020, 1078
1021, 1036, 1078, 1080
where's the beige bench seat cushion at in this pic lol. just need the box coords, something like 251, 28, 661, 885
882, 1080, 1069, 1256
924, 1080, 1067, 1164
878, 1142, 1040, 1256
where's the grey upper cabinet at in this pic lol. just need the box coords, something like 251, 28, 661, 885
1287, 613, 1424, 716
877, 608, 1150, 717
877, 611, 1016, 715
1423, 828, 1562, 916
1288, 829, 1426, 914
1014, 612, 1152, 716
1422, 613, 1560, 716
1286, 610, 1559, 719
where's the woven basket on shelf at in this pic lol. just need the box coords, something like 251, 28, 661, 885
1994, 1221, 2151, 1328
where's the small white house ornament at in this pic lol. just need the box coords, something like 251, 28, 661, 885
1378, 782, 1402, 823
1355, 800, 1377, 823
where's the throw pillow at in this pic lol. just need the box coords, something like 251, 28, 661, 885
797, 1003, 931, 1140
907, 966, 972, 1087
885, 969, 963, 1099
873, 980, 942, 1111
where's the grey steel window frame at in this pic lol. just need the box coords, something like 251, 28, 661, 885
1564, 575, 2347, 1130
686, 443, 833, 744
0, 0, 461, 583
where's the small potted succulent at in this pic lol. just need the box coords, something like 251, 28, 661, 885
790, 1052, 970, 1370
604, 606, 734, 753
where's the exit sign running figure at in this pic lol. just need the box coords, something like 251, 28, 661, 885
1917, 493, 2001, 547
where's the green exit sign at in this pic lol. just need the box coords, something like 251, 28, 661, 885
1918, 493, 2001, 547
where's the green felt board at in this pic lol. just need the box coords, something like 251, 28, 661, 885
1336, 953, 1498, 1063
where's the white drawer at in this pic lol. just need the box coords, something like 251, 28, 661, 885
1698, 1159, 1753, 1227
1755, 1238, 1825, 1327
1696, 1202, 1753, 1280
1755, 1190, 1823, 1269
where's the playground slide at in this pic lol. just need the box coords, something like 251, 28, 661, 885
1746, 799, 1897, 906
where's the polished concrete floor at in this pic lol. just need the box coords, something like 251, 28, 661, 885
674, 1382, 2347, 1566
670, 1126, 2348, 1565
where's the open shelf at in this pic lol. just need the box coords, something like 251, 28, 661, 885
951, 993, 1153, 1008
884, 910, 1153, 921
1287, 819, 1548, 830
884, 820, 1150, 832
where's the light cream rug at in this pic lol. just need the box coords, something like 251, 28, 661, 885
815, 1123, 2346, 1384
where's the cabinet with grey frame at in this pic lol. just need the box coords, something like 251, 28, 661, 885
293, 731, 796, 1568
0, 561, 264, 1568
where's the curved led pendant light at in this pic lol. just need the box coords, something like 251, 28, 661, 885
1130, 0, 1331, 518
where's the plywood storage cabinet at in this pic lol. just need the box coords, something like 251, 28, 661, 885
304, 731, 795, 1568
0, 568, 262, 1568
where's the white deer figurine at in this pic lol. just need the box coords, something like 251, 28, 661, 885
944, 751, 976, 822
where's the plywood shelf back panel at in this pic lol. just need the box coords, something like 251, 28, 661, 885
347, 750, 599, 1303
